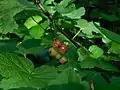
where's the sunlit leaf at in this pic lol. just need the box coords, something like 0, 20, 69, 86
24, 16, 42, 29
29, 25, 44, 39
75, 19, 89, 28
62, 7, 85, 19
76, 21, 100, 38
89, 45, 104, 58
57, 0, 71, 8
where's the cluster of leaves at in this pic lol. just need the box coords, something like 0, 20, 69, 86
0, 0, 120, 90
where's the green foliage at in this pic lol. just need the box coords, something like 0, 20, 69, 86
62, 7, 85, 19
99, 13, 119, 22
108, 42, 120, 55
17, 39, 46, 54
88, 45, 104, 58
29, 25, 44, 39
77, 47, 89, 62
48, 68, 90, 90
24, 16, 42, 29
110, 76, 120, 90
94, 23, 120, 44
0, 0, 23, 34
0, 53, 58, 90
66, 46, 78, 61
76, 20, 100, 38
80, 58, 119, 72
56, 0, 73, 14
0, 0, 120, 90
0, 40, 17, 52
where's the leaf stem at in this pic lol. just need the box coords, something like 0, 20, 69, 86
72, 29, 81, 40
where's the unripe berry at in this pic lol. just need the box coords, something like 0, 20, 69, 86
49, 47, 58, 57
59, 56, 67, 64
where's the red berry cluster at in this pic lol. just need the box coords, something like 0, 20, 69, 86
53, 40, 68, 53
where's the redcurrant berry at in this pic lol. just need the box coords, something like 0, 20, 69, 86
53, 40, 62, 48
58, 44, 68, 53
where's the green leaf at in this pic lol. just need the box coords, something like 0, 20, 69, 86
75, 21, 100, 38
49, 68, 90, 90
109, 76, 120, 90
89, 45, 104, 58
24, 16, 42, 29
80, 58, 119, 72
29, 25, 44, 39
23, 35, 33, 41
78, 70, 97, 78
0, 53, 58, 90
56, 4, 76, 14
13, 25, 28, 38
40, 0, 46, 4
17, 39, 46, 54
108, 42, 120, 55
40, 38, 53, 47
9, 87, 38, 90
0, 75, 3, 82
0, 53, 34, 78
45, 0, 54, 5
18, 0, 38, 10
0, 40, 17, 52
0, 0, 24, 34
82, 73, 120, 90
75, 19, 89, 28
94, 23, 120, 44
62, 7, 85, 19
99, 13, 119, 21
18, 39, 41, 49
47, 83, 89, 90
80, 58, 99, 69
60, 20, 74, 28
77, 47, 89, 61
43, 0, 55, 14
102, 36, 111, 44
90, 73, 110, 90
17, 46, 46, 54
66, 46, 78, 61
57, 0, 71, 8
40, 20, 50, 30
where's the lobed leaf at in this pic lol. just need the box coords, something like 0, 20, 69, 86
0, 53, 58, 90
49, 68, 90, 90
0, 0, 24, 34
62, 7, 85, 19
80, 58, 119, 72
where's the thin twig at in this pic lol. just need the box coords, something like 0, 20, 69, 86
34, 0, 80, 48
